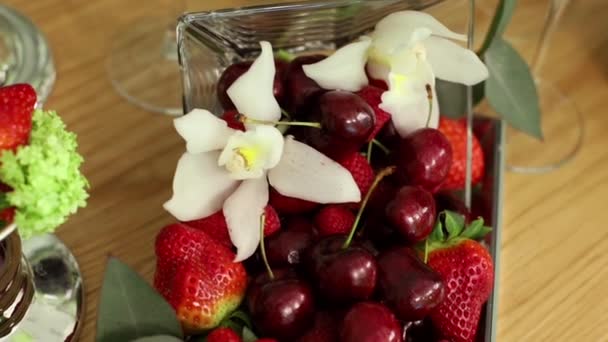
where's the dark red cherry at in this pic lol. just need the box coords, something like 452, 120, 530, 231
386, 186, 436, 243
394, 128, 452, 192
377, 247, 445, 322
265, 221, 315, 268
340, 302, 403, 342
285, 54, 326, 117
251, 278, 315, 340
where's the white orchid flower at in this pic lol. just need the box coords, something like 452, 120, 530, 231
368, 11, 489, 137
164, 42, 361, 262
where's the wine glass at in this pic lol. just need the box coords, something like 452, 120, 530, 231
106, 0, 186, 116
0, 4, 84, 341
477, 0, 584, 173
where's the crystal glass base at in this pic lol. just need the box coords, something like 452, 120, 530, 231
506, 79, 584, 173
0, 5, 55, 105
2, 234, 84, 342
107, 17, 183, 116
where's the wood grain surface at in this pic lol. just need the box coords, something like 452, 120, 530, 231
2, 0, 607, 341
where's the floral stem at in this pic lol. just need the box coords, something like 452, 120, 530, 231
343, 166, 396, 249
259, 213, 274, 280
238, 114, 321, 129
425, 84, 433, 128
372, 139, 390, 155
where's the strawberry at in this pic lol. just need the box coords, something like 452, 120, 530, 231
438, 117, 484, 190
314, 205, 355, 237
154, 223, 247, 334
269, 188, 319, 214
207, 327, 243, 342
356, 86, 391, 142
426, 211, 494, 342
0, 207, 15, 225
183, 205, 280, 248
337, 152, 374, 198
256, 339, 278, 342
0, 84, 36, 150
222, 110, 245, 131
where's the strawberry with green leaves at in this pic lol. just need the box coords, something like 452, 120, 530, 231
154, 223, 247, 334
425, 211, 494, 342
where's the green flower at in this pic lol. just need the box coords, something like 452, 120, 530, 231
0, 109, 89, 239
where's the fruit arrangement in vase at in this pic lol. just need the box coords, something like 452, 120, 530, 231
97, 7, 502, 342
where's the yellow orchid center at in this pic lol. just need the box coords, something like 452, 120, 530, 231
226, 147, 259, 173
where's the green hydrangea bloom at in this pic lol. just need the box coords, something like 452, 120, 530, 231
0, 109, 89, 239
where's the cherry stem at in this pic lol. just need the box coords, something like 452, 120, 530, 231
238, 114, 321, 129
366, 141, 373, 163
343, 166, 397, 249
371, 139, 390, 155
425, 84, 434, 128
424, 239, 429, 264
259, 213, 274, 280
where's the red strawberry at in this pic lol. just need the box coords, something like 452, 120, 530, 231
207, 327, 243, 342
183, 205, 280, 248
256, 339, 278, 342
0, 207, 15, 225
438, 117, 485, 190
154, 223, 247, 334
0, 84, 36, 150
222, 110, 246, 131
314, 205, 355, 237
269, 188, 319, 214
356, 86, 391, 142
337, 152, 374, 197
183, 211, 232, 248
426, 212, 494, 342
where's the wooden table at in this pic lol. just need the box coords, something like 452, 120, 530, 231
3, 0, 607, 341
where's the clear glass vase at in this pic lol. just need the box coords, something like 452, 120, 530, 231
176, 2, 503, 341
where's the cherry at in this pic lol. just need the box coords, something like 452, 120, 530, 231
377, 247, 445, 322
251, 278, 315, 340
247, 268, 297, 312
320, 90, 375, 142
306, 235, 377, 304
394, 128, 452, 192
340, 302, 403, 342
216, 59, 287, 110
296, 310, 341, 342
285, 55, 326, 117
265, 220, 315, 268
386, 186, 436, 243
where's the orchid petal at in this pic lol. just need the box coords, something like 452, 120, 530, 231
366, 60, 390, 82
380, 81, 439, 137
303, 39, 371, 92
268, 137, 360, 203
164, 151, 239, 221
218, 125, 284, 180
227, 41, 281, 122
174, 109, 236, 154
423, 36, 489, 86
375, 11, 466, 42
223, 176, 269, 262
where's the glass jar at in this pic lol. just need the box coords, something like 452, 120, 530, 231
0, 226, 34, 338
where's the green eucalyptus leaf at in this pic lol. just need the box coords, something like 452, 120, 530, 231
242, 326, 258, 342
131, 336, 183, 342
485, 38, 542, 139
479, 0, 518, 55
96, 258, 183, 342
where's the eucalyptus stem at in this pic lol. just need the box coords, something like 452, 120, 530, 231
478, 0, 516, 56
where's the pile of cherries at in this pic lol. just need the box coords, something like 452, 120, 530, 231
216, 54, 480, 342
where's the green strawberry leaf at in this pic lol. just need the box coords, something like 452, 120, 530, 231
131, 336, 183, 342
485, 38, 542, 139
228, 310, 253, 330
429, 218, 445, 243
444, 211, 465, 240
242, 326, 258, 342
96, 258, 183, 342
461, 217, 493, 240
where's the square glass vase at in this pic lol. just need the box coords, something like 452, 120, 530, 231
177, 2, 504, 341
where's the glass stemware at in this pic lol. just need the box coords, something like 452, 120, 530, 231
477, 0, 584, 173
